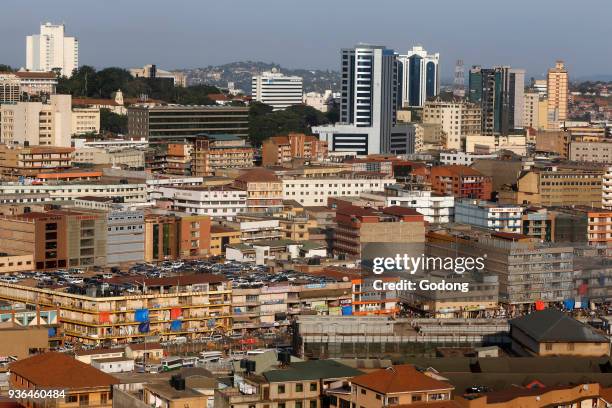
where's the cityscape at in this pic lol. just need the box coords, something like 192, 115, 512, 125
0, 2, 612, 408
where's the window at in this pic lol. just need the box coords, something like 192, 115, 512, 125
309, 401, 317, 408
361, 389, 366, 395
296, 383, 303, 392
567, 343, 575, 351
412, 395, 422, 402
278, 385, 285, 394
545, 343, 553, 351
65, 395, 78, 403
310, 383, 317, 391
296, 402, 303, 408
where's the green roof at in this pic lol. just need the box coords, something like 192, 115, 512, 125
300, 240, 326, 251
263, 360, 363, 382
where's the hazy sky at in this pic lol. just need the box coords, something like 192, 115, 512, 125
1, 0, 611, 80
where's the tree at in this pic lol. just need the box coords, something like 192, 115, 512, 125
100, 108, 128, 135
0, 64, 15, 72
248, 102, 330, 147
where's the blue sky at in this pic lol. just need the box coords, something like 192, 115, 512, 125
1, 0, 610, 80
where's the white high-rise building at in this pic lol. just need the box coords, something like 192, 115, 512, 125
314, 44, 416, 156
398, 46, 440, 108
26, 22, 79, 77
251, 68, 303, 110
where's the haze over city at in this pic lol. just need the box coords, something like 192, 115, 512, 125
1, 0, 612, 79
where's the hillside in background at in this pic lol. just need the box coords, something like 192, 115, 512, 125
178, 61, 341, 94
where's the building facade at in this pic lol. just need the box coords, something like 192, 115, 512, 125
398, 45, 440, 108
251, 68, 303, 110
26, 22, 79, 76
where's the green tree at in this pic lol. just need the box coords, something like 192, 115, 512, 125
0, 64, 15, 72
100, 108, 128, 135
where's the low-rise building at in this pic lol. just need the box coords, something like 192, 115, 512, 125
510, 309, 610, 357
0, 144, 73, 180
156, 185, 248, 220
234, 168, 284, 214
9, 352, 119, 408
210, 225, 241, 257
455, 199, 523, 233
192, 134, 255, 177
262, 133, 328, 166
72, 147, 144, 169
71, 107, 100, 135
144, 211, 211, 262
430, 165, 492, 200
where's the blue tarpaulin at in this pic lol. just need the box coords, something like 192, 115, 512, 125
48, 327, 56, 337
135, 308, 149, 322
171, 320, 182, 331
341, 306, 352, 316
563, 299, 575, 310
581, 298, 589, 309
138, 321, 150, 333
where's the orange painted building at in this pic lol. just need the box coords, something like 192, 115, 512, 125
430, 165, 492, 200
261, 133, 328, 166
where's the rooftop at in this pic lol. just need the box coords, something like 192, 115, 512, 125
351, 365, 454, 394
510, 309, 609, 343
263, 360, 362, 382
10, 352, 119, 389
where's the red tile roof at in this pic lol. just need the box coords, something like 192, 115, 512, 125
351, 365, 454, 394
14, 71, 57, 79
235, 168, 280, 183
10, 352, 119, 389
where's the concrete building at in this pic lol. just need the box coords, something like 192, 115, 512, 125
603, 166, 612, 210
427, 227, 574, 306
333, 205, 425, 259
535, 130, 570, 158
191, 134, 255, 177
469, 66, 525, 135
15, 71, 58, 95
71, 107, 100, 135
251, 68, 303, 110
0, 209, 107, 270
210, 225, 241, 256
521, 207, 555, 242
570, 140, 612, 163
0, 182, 147, 204
439, 151, 497, 166
0, 72, 21, 103
129, 64, 187, 87
455, 199, 523, 233
429, 165, 493, 200
422, 97, 482, 150
547, 61, 569, 128
362, 183, 455, 224
282, 171, 395, 206
313, 44, 402, 155
72, 147, 145, 169
303, 90, 334, 112
262, 133, 328, 166
500, 165, 604, 207
144, 211, 211, 262
0, 144, 73, 180
156, 185, 248, 220
398, 45, 440, 108
26, 22, 79, 76
106, 208, 145, 266
234, 168, 284, 214
465, 134, 527, 155
0, 326, 48, 360
128, 105, 249, 140
524, 91, 548, 130
0, 274, 231, 345
0, 94, 72, 147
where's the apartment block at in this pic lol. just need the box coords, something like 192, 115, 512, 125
570, 141, 612, 163
71, 107, 100, 135
521, 207, 555, 242
547, 60, 569, 128
333, 205, 425, 259
455, 199, 523, 233
422, 97, 482, 150
106, 209, 145, 266
15, 71, 58, 95
535, 130, 570, 158
0, 274, 231, 345
72, 147, 144, 169
0, 182, 147, 204
500, 165, 604, 207
0, 209, 107, 270
0, 72, 21, 103
0, 94, 72, 147
234, 168, 284, 214
156, 185, 247, 220
210, 225, 241, 256
262, 133, 328, 166
144, 211, 211, 262
192, 134, 255, 177
282, 172, 395, 206
0, 144, 73, 180
429, 165, 493, 200
427, 227, 574, 306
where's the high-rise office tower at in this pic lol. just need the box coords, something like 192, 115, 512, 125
547, 60, 568, 127
468, 66, 524, 135
26, 22, 79, 77
251, 68, 303, 111
398, 46, 440, 107
315, 44, 408, 155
